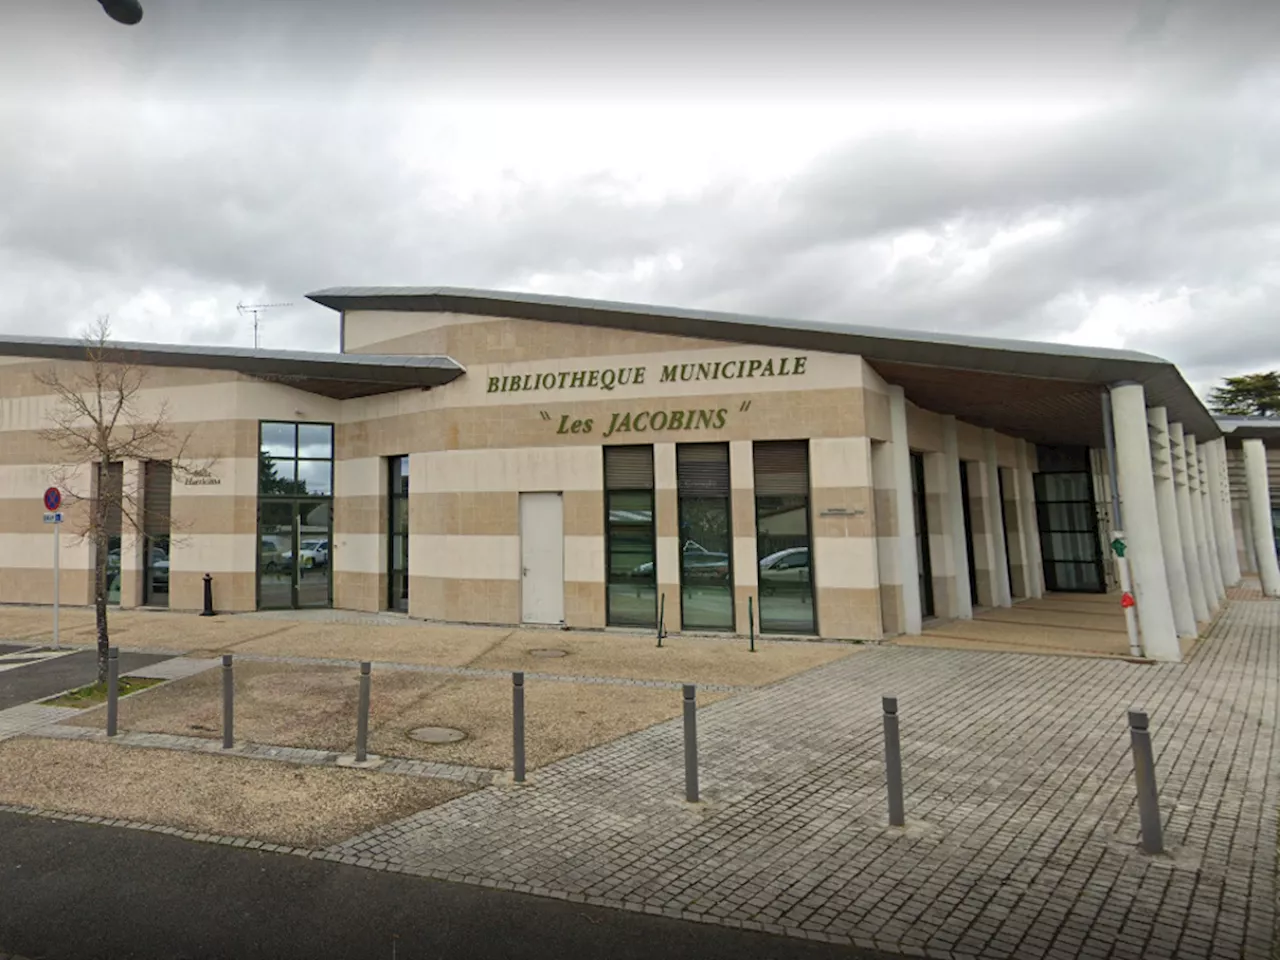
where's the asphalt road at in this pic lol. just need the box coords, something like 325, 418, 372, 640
0, 814, 895, 960
0, 650, 169, 710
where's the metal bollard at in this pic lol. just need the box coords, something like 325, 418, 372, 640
355, 661, 371, 763
883, 696, 905, 827
201, 573, 215, 617
1128, 709, 1164, 854
221, 653, 234, 749
657, 593, 666, 648
512, 672, 526, 783
683, 684, 699, 802
748, 596, 755, 653
105, 647, 119, 737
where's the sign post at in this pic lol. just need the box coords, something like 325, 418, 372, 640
44, 487, 62, 650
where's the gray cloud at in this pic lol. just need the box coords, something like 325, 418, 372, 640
0, 0, 1277, 392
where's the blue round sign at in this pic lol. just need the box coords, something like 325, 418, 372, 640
44, 487, 61, 512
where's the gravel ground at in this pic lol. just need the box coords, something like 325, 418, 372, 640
475, 630, 852, 686
0, 738, 471, 847
0, 606, 308, 653
1, 606, 852, 687
68, 662, 729, 770
228, 621, 511, 667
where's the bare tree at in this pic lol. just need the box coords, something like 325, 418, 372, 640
36, 317, 213, 683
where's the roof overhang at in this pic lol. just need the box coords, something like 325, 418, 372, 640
0, 334, 465, 400
1216, 417, 1280, 447
309, 286, 1219, 446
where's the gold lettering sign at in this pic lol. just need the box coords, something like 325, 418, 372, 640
487, 355, 807, 394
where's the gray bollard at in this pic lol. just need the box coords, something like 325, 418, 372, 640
1128, 709, 1164, 854
355, 661, 371, 763
221, 653, 234, 749
512, 672, 526, 783
105, 647, 120, 737
683, 684, 699, 802
883, 696, 905, 827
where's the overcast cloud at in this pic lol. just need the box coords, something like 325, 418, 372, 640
1, 0, 1277, 394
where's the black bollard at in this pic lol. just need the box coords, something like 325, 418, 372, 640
201, 573, 215, 617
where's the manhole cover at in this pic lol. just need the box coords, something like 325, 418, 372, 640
408, 726, 467, 744
529, 648, 567, 658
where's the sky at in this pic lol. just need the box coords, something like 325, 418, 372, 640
1, 0, 1278, 396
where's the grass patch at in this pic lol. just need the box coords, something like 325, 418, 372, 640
42, 676, 164, 709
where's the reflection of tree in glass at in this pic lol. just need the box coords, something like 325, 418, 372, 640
259, 448, 307, 496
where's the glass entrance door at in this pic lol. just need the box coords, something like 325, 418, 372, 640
1034, 472, 1105, 592
258, 500, 332, 609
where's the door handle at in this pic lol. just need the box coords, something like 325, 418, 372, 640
522, 567, 529, 576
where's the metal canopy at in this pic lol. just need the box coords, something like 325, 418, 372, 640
1216, 417, 1280, 447
0, 334, 464, 400
309, 285, 1220, 444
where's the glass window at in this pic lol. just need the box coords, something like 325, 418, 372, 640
388, 455, 409, 611
605, 446, 656, 628
297, 460, 332, 496
298, 423, 333, 459
754, 441, 815, 634
677, 444, 733, 631
261, 422, 296, 458
259, 422, 333, 497
257, 422, 335, 611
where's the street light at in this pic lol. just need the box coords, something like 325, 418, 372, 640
99, 0, 143, 25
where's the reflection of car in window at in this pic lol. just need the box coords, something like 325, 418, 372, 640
261, 540, 283, 572
630, 540, 729, 580
283, 539, 329, 570
759, 547, 810, 593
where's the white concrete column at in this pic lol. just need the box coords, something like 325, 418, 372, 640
982, 429, 1012, 607
1205, 439, 1241, 585
1169, 423, 1210, 623
888, 386, 923, 633
1017, 440, 1044, 598
1188, 436, 1226, 607
1243, 437, 1280, 597
1110, 383, 1180, 661
942, 416, 974, 619
1238, 497, 1259, 574
1147, 408, 1198, 639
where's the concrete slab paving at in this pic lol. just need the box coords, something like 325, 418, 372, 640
332, 597, 1278, 959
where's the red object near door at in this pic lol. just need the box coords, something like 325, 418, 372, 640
1121, 592, 1136, 609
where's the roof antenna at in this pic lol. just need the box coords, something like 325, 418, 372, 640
236, 302, 293, 350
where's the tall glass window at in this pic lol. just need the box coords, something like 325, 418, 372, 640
258, 421, 334, 610
605, 445, 656, 627
388, 455, 409, 611
911, 452, 935, 618
676, 444, 733, 630
754, 440, 816, 634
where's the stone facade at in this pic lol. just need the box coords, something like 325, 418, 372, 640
1, 308, 1063, 639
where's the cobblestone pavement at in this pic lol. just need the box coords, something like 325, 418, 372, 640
333, 599, 1279, 960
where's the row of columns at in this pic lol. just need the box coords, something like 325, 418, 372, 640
888, 386, 1042, 637
1110, 383, 1278, 663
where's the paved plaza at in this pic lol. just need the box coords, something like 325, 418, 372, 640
330, 598, 1278, 960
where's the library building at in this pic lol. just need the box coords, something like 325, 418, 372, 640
1, 287, 1277, 663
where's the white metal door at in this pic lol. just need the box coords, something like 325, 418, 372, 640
520, 492, 565, 624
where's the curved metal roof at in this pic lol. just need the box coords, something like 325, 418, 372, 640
0, 333, 464, 399
308, 285, 1220, 443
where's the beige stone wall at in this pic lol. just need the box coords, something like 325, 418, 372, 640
2, 311, 1047, 636
0, 359, 326, 613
